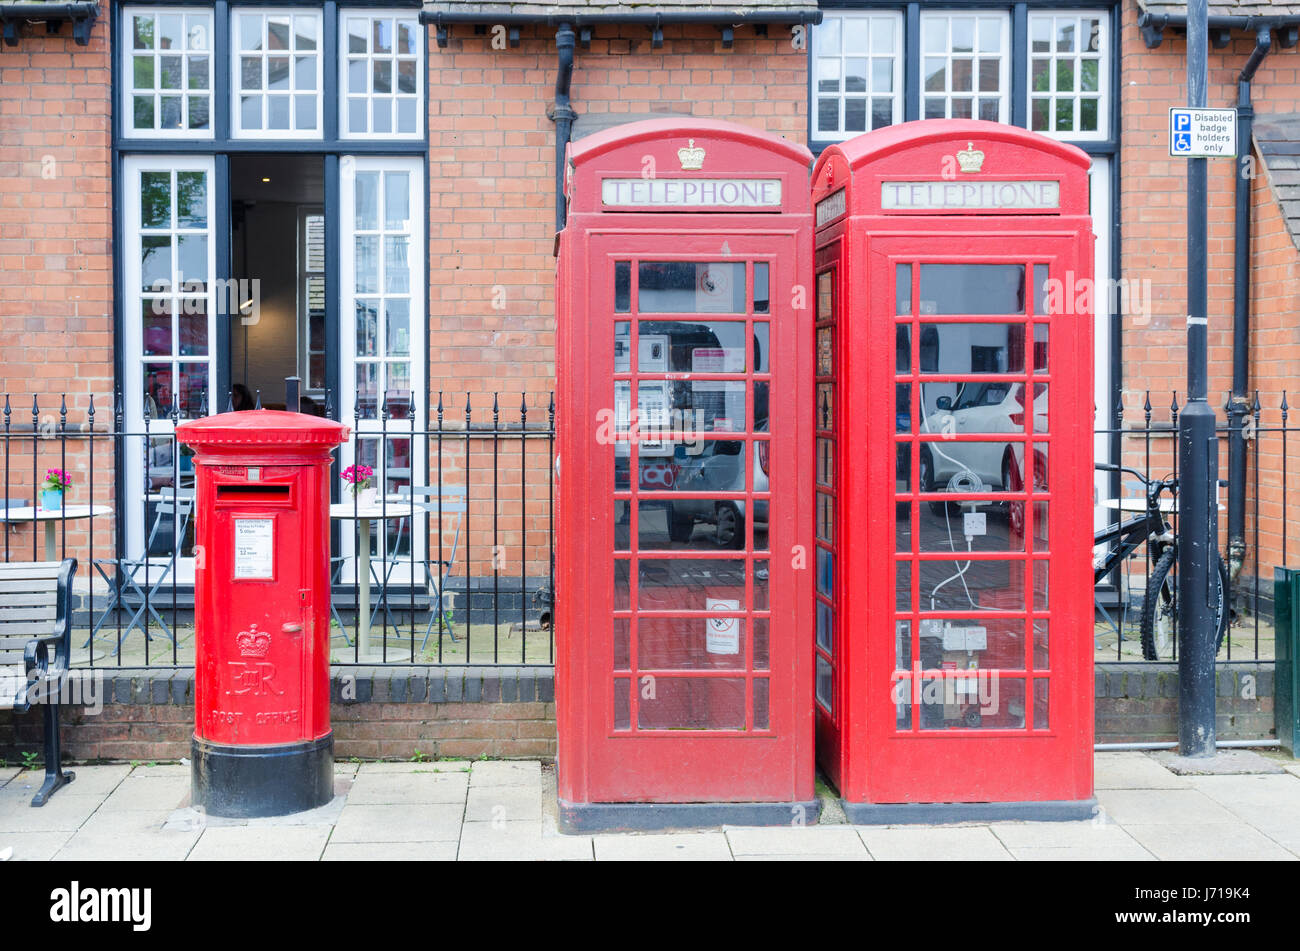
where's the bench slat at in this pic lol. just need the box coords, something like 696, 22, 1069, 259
0, 561, 62, 577
0, 651, 26, 666
0, 579, 59, 595
0, 592, 60, 607
0, 606, 56, 620
0, 622, 56, 637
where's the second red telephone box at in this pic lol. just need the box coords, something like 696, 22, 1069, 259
812, 120, 1096, 820
555, 118, 816, 831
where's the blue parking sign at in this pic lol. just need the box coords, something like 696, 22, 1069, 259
1173, 111, 1192, 132
1173, 131, 1192, 153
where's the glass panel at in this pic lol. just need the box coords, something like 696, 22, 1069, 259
816, 601, 833, 652
979, 17, 1001, 52
753, 262, 769, 313
176, 234, 206, 285
1055, 98, 1074, 132
895, 618, 912, 669
873, 18, 895, 54
631, 320, 752, 373
817, 493, 833, 543
354, 362, 379, 418
818, 98, 839, 133
613, 618, 630, 669
240, 95, 261, 130
979, 60, 1000, 92
1033, 620, 1049, 669
188, 96, 210, 130
178, 301, 207, 356
918, 674, 1025, 730
896, 383, 911, 433
919, 264, 1025, 315
843, 17, 867, 52
386, 299, 410, 356
815, 655, 833, 712
268, 55, 290, 90
895, 263, 912, 315
241, 56, 262, 90
638, 617, 746, 670
143, 362, 174, 414
916, 324, 1025, 375
133, 96, 155, 130
268, 17, 290, 51
373, 60, 392, 95
1031, 99, 1050, 132
355, 172, 379, 230
295, 16, 317, 51
872, 99, 894, 130
1081, 98, 1099, 131
397, 98, 416, 133
924, 58, 946, 92
142, 299, 171, 356
384, 236, 410, 293
238, 14, 261, 52
614, 677, 630, 730
638, 262, 746, 314
158, 14, 183, 50
817, 437, 833, 483
817, 270, 833, 323
637, 677, 745, 730
175, 172, 206, 227
133, 14, 155, 50
1031, 17, 1051, 53
918, 498, 1022, 553
753, 678, 769, 729
896, 561, 911, 611
845, 99, 867, 133
637, 558, 745, 611
919, 438, 1026, 493
354, 237, 379, 295
817, 327, 832, 376
141, 172, 171, 228
873, 59, 893, 93
636, 500, 746, 551
347, 18, 367, 54
140, 236, 171, 291
916, 559, 1025, 613
614, 559, 630, 610
1033, 678, 1049, 729
817, 547, 833, 597
951, 58, 972, 93
613, 261, 631, 313
176, 362, 208, 419
951, 17, 974, 53
755, 560, 769, 610
845, 58, 867, 93
268, 95, 290, 129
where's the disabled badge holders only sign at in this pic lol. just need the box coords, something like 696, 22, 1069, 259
1169, 107, 1237, 158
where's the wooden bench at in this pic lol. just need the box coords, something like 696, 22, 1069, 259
0, 559, 77, 806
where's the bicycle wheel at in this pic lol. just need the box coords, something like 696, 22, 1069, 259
1140, 547, 1176, 661
1140, 548, 1230, 661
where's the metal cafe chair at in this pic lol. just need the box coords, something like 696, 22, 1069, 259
370, 485, 467, 650
327, 552, 390, 647
89, 488, 195, 645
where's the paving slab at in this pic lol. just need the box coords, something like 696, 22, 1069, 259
0, 830, 74, 861
347, 770, 468, 805
1010, 846, 1157, 861
0, 791, 104, 833
55, 831, 201, 862
35, 764, 132, 797
458, 819, 594, 861
125, 764, 189, 778
187, 825, 332, 861
100, 774, 191, 812
0, 767, 19, 787
859, 825, 1014, 861
465, 783, 543, 823
1281, 761, 1300, 779
469, 761, 542, 787
725, 825, 868, 857
1184, 773, 1300, 810
1095, 788, 1242, 826
357, 760, 471, 774
322, 840, 460, 861
333, 762, 360, 778
1151, 749, 1287, 775
1123, 821, 1299, 861
592, 832, 733, 861
1094, 753, 1189, 789
331, 803, 464, 843
734, 852, 872, 861
989, 821, 1155, 860
78, 807, 177, 837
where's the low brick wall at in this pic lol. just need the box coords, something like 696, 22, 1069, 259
1, 662, 1280, 763
1095, 662, 1275, 743
0, 667, 557, 763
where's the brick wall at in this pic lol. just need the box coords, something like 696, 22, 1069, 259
1094, 662, 1275, 743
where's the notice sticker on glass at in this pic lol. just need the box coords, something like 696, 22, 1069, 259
705, 597, 741, 655
233, 518, 274, 580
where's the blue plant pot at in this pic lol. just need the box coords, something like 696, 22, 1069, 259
39, 488, 63, 511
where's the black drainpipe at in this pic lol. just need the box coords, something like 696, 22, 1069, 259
1227, 25, 1272, 586
553, 22, 577, 233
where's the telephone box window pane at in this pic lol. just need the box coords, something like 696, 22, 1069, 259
817, 327, 833, 376
816, 384, 833, 431
817, 493, 833, 542
753, 323, 769, 373
1033, 620, 1049, 669
895, 618, 911, 669
920, 499, 1021, 553
816, 600, 833, 652
639, 617, 745, 670
753, 678, 770, 729
638, 678, 744, 730
755, 383, 770, 431
614, 261, 631, 312
613, 618, 630, 670
1033, 263, 1050, 315
753, 559, 769, 610
895, 263, 912, 314
613, 499, 630, 551
817, 438, 833, 484
635, 500, 744, 551
919, 264, 1025, 315
917, 560, 1022, 614
916, 324, 1026, 375
817, 547, 833, 597
896, 561, 911, 610
638, 262, 745, 313
1034, 325, 1048, 373
815, 655, 833, 712
637, 558, 745, 610
1033, 678, 1049, 729
753, 262, 769, 313
1033, 559, 1049, 611
896, 440, 911, 491
614, 559, 631, 610
634, 320, 751, 373
817, 270, 833, 322
613, 677, 630, 730
919, 675, 1024, 730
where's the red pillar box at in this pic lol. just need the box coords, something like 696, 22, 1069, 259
555, 118, 816, 831
176, 410, 349, 817
811, 120, 1096, 821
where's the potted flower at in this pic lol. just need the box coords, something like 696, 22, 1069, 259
40, 468, 70, 511
342, 463, 376, 507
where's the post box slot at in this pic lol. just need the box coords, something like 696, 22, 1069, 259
216, 484, 293, 503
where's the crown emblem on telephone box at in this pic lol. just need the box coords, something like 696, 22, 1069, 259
956, 142, 985, 173
677, 139, 706, 171
236, 624, 271, 657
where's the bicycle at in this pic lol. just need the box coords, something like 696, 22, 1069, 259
1093, 463, 1228, 661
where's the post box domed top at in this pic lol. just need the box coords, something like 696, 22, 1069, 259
812, 119, 1091, 220
565, 117, 813, 217
176, 410, 350, 452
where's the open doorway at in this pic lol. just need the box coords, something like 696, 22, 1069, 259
229, 153, 326, 415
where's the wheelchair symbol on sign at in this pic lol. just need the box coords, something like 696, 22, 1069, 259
1173, 131, 1192, 153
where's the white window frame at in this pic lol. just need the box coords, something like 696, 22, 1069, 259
337, 155, 427, 578
121, 155, 217, 568
230, 7, 324, 140
339, 8, 425, 140
919, 10, 1010, 123
811, 10, 904, 143
121, 6, 215, 139
1027, 10, 1110, 142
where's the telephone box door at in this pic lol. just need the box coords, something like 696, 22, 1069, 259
864, 228, 1092, 804
572, 231, 807, 802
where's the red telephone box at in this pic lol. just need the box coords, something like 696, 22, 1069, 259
556, 118, 816, 830
177, 410, 349, 817
812, 120, 1096, 820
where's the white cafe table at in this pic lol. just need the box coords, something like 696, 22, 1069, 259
329, 502, 405, 656
0, 504, 113, 561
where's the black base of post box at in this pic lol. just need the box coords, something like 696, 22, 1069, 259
840, 798, 1098, 824
558, 798, 823, 834
192, 733, 334, 818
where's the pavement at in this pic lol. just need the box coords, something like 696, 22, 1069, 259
2, 752, 1300, 861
